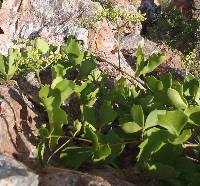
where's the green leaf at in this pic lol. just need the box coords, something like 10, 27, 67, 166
146, 76, 164, 92
130, 104, 144, 127
184, 75, 200, 104
138, 128, 172, 161
145, 110, 166, 130
148, 163, 180, 180
82, 105, 96, 128
189, 173, 200, 186
34, 38, 49, 54
7, 48, 20, 80
73, 120, 82, 134
185, 106, 200, 125
140, 53, 165, 75
38, 126, 49, 138
84, 125, 99, 149
0, 53, 6, 77
62, 36, 84, 65
80, 83, 99, 106
158, 110, 188, 136
160, 73, 172, 89
39, 85, 50, 100
78, 56, 96, 79
39, 87, 67, 149
51, 64, 66, 88
99, 101, 117, 127
106, 131, 125, 161
120, 122, 142, 133
54, 79, 75, 103
170, 129, 191, 145
74, 80, 88, 94
60, 146, 93, 169
135, 47, 145, 77
167, 88, 188, 109
93, 144, 111, 162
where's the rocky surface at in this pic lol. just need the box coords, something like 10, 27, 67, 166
0, 84, 43, 160
39, 166, 136, 186
0, 154, 38, 186
0, 153, 138, 186
0, 0, 102, 54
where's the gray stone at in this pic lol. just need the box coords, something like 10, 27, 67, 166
0, 0, 102, 53
121, 33, 145, 56
0, 154, 38, 186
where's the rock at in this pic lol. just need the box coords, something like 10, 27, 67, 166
0, 84, 44, 161
39, 166, 136, 186
88, 167, 136, 186
121, 33, 145, 56
143, 39, 160, 57
194, 0, 200, 10
0, 0, 102, 53
0, 35, 14, 55
0, 154, 38, 186
89, 19, 135, 77
140, 0, 159, 15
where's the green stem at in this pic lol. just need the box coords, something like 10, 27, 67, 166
36, 69, 42, 87
183, 143, 199, 148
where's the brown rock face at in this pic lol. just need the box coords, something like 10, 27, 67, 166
39, 166, 136, 186
0, 84, 42, 160
89, 20, 116, 58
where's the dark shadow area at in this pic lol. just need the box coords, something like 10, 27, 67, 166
0, 27, 4, 34
9, 88, 38, 145
140, 1, 200, 54
0, 0, 3, 9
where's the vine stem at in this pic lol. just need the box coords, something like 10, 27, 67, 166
47, 138, 72, 164
96, 56, 146, 90
47, 130, 81, 164
182, 143, 199, 148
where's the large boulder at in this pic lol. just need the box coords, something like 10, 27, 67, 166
0, 0, 102, 54
0, 154, 38, 186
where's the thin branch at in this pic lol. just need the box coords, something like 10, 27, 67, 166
96, 56, 147, 90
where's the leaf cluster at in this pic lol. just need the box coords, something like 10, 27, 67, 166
36, 38, 200, 185
1, 36, 200, 185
